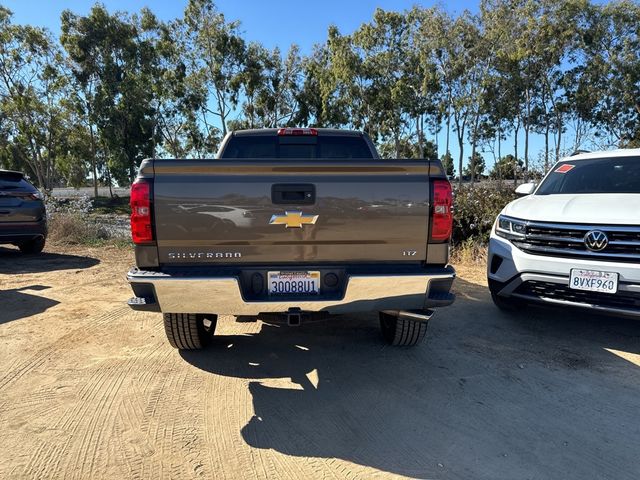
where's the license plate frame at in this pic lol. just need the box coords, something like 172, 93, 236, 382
267, 271, 321, 296
569, 269, 618, 294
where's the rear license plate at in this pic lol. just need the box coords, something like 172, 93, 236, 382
569, 269, 618, 294
268, 271, 320, 295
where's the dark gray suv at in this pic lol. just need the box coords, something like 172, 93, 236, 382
0, 170, 47, 254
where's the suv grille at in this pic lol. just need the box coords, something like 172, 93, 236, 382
512, 221, 640, 262
515, 281, 640, 310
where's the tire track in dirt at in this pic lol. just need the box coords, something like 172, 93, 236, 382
205, 375, 260, 479
0, 306, 130, 391
51, 334, 169, 479
2, 307, 153, 479
113, 344, 175, 479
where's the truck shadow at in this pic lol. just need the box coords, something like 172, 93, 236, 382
0, 247, 99, 274
182, 319, 444, 477
181, 277, 640, 478
0, 285, 59, 324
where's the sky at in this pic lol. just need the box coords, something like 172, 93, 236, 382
2, 0, 478, 54
2, 0, 579, 169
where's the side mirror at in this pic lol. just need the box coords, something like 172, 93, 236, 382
515, 183, 536, 196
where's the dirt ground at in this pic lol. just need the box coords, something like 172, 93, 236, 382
1, 244, 639, 480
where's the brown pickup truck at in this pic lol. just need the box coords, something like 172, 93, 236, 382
127, 128, 455, 349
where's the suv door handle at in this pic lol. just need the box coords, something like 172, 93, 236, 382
271, 184, 315, 205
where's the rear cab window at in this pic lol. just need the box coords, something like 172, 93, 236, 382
219, 132, 375, 159
536, 156, 640, 195
0, 171, 37, 193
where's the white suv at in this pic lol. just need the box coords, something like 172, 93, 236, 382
488, 149, 640, 317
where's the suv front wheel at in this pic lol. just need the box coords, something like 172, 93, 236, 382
488, 283, 524, 311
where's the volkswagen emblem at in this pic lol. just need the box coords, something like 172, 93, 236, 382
584, 230, 609, 252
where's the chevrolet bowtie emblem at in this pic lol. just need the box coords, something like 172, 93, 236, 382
269, 211, 319, 229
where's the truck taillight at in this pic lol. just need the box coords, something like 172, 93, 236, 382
430, 179, 453, 242
277, 127, 318, 136
130, 179, 154, 244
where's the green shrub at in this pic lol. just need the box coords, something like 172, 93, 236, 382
452, 182, 518, 245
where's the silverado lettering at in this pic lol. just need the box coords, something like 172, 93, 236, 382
167, 252, 242, 259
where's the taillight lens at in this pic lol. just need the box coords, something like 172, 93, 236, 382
10, 191, 43, 200
130, 179, 154, 244
430, 179, 453, 242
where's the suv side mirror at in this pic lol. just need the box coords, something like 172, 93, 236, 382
515, 183, 536, 196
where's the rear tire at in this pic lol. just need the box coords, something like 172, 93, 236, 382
379, 312, 429, 346
18, 237, 45, 254
163, 313, 217, 350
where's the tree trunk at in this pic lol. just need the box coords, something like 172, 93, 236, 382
106, 165, 114, 199
513, 121, 520, 186
497, 131, 502, 181
523, 89, 530, 182
89, 124, 99, 198
470, 113, 480, 184
457, 132, 464, 188
555, 114, 562, 162
445, 91, 451, 155
544, 122, 549, 172
524, 123, 529, 182
417, 115, 424, 158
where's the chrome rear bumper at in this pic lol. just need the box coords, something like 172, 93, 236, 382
127, 267, 455, 315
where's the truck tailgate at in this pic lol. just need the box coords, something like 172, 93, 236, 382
152, 160, 436, 264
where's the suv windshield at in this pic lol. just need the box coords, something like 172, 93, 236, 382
220, 134, 374, 159
536, 157, 640, 195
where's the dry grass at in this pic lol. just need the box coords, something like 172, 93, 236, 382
48, 213, 129, 246
450, 240, 488, 266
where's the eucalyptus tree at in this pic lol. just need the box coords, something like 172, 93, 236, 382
61, 4, 157, 187
181, 0, 246, 139
522, 0, 586, 169
324, 25, 372, 134
295, 41, 350, 128
440, 152, 455, 177
0, 7, 69, 189
574, 0, 640, 148
254, 45, 303, 127
351, 9, 416, 156
405, 7, 442, 157
416, 7, 456, 158
428, 11, 486, 184
136, 10, 211, 158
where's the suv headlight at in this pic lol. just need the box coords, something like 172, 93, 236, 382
495, 215, 527, 240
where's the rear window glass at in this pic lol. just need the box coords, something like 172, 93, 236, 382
220, 135, 373, 159
0, 173, 35, 192
536, 157, 640, 195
